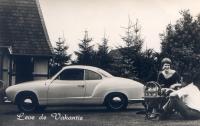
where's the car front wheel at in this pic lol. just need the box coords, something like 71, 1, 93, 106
105, 93, 128, 111
17, 94, 38, 113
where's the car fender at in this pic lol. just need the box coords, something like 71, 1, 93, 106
91, 77, 144, 102
6, 80, 48, 105
14, 90, 39, 103
6, 86, 39, 103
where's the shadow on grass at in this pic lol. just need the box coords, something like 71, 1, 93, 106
1, 103, 145, 115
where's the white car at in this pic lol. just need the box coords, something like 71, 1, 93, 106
6, 65, 144, 112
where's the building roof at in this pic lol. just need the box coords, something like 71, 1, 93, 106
0, 0, 53, 56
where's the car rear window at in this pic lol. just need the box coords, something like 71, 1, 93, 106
85, 70, 102, 80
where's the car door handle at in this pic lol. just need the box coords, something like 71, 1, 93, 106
77, 85, 85, 88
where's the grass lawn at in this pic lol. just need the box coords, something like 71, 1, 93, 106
0, 103, 200, 126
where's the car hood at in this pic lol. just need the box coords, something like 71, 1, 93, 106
6, 80, 47, 91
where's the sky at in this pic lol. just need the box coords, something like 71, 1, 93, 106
39, 0, 200, 54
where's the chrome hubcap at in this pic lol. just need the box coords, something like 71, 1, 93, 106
110, 96, 123, 109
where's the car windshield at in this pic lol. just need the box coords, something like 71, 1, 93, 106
97, 69, 113, 78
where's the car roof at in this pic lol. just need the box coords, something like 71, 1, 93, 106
62, 65, 100, 71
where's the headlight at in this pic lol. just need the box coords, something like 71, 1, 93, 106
5, 87, 15, 101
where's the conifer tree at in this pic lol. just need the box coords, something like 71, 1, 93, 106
160, 10, 200, 82
96, 33, 112, 71
50, 37, 71, 75
75, 30, 95, 65
114, 18, 144, 79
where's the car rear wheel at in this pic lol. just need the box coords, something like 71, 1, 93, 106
105, 93, 128, 111
17, 94, 38, 113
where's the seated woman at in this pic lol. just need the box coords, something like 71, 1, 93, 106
149, 58, 181, 118
157, 58, 181, 89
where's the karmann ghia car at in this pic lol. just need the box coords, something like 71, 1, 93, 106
6, 65, 144, 112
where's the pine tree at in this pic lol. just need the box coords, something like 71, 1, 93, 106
114, 18, 144, 79
139, 49, 159, 82
75, 30, 95, 65
160, 10, 200, 82
121, 18, 143, 52
96, 33, 112, 71
50, 37, 71, 75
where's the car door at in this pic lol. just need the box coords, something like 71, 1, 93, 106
47, 68, 85, 105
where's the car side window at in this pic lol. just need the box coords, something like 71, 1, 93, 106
85, 70, 102, 80
58, 69, 84, 80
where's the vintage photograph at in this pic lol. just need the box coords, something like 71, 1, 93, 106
1, 0, 200, 126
